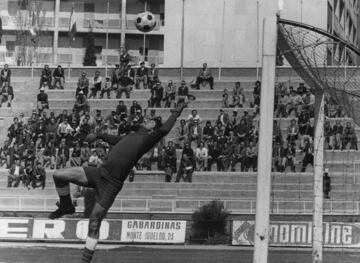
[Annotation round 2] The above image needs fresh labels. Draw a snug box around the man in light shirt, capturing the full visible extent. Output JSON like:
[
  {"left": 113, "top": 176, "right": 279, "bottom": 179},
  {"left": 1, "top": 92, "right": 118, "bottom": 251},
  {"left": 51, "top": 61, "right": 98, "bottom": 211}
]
[{"left": 195, "top": 142, "right": 208, "bottom": 171}]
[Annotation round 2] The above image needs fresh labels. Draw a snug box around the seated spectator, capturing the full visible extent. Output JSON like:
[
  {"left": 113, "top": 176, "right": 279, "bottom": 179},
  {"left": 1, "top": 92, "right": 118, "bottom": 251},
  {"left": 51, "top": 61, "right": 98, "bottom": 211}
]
[
  {"left": 332, "top": 120, "right": 344, "bottom": 150},
  {"left": 104, "top": 111, "right": 120, "bottom": 130},
  {"left": 247, "top": 125, "right": 259, "bottom": 145},
  {"left": 130, "top": 100, "right": 142, "bottom": 116},
  {"left": 283, "top": 142, "right": 296, "bottom": 172},
  {"left": 57, "top": 118, "right": 73, "bottom": 143},
  {"left": 117, "top": 118, "right": 130, "bottom": 136},
  {"left": 187, "top": 109, "right": 202, "bottom": 126},
  {"left": 37, "top": 87, "right": 49, "bottom": 113},
  {"left": 43, "top": 141, "right": 56, "bottom": 169},
  {"left": 30, "top": 160, "right": 46, "bottom": 189},
  {"left": 192, "top": 63, "right": 214, "bottom": 90},
  {"left": 89, "top": 70, "right": 102, "bottom": 99},
  {"left": 120, "top": 48, "right": 130, "bottom": 70},
  {"left": 131, "top": 109, "right": 144, "bottom": 125},
  {"left": 252, "top": 81, "right": 261, "bottom": 114},
  {"left": 7, "top": 159, "right": 25, "bottom": 187},
  {"left": 217, "top": 109, "right": 229, "bottom": 126},
  {"left": 207, "top": 140, "right": 222, "bottom": 171},
  {"left": 8, "top": 117, "right": 23, "bottom": 143},
  {"left": 195, "top": 142, "right": 208, "bottom": 171},
  {"left": 143, "top": 144, "right": 163, "bottom": 170},
  {"left": 220, "top": 142, "right": 232, "bottom": 171},
  {"left": 234, "top": 118, "right": 248, "bottom": 145},
  {"left": 118, "top": 64, "right": 135, "bottom": 99},
  {"left": 70, "top": 141, "right": 82, "bottom": 167},
  {"left": 175, "top": 119, "right": 189, "bottom": 148},
  {"left": 135, "top": 61, "right": 148, "bottom": 89},
  {"left": 229, "top": 91, "right": 245, "bottom": 108},
  {"left": 148, "top": 63, "right": 159, "bottom": 89},
  {"left": 342, "top": 122, "right": 358, "bottom": 150},
  {"left": 76, "top": 72, "right": 90, "bottom": 97},
  {"left": 40, "top": 64, "right": 52, "bottom": 89},
  {"left": 287, "top": 88, "right": 303, "bottom": 117},
  {"left": 301, "top": 138, "right": 314, "bottom": 172},
  {"left": 272, "top": 141, "right": 286, "bottom": 172},
  {"left": 80, "top": 141, "right": 91, "bottom": 166},
  {"left": 203, "top": 120, "right": 215, "bottom": 141},
  {"left": 175, "top": 143, "right": 195, "bottom": 182},
  {"left": 164, "top": 80, "right": 176, "bottom": 108},
  {"left": 298, "top": 106, "right": 311, "bottom": 136},
  {"left": 299, "top": 120, "right": 314, "bottom": 149},
  {"left": 177, "top": 80, "right": 190, "bottom": 105},
  {"left": 229, "top": 110, "right": 240, "bottom": 126},
  {"left": 233, "top": 81, "right": 243, "bottom": 96},
  {"left": 88, "top": 148, "right": 103, "bottom": 167},
  {"left": 100, "top": 76, "right": 112, "bottom": 99},
  {"left": 230, "top": 141, "right": 247, "bottom": 171},
  {"left": 189, "top": 119, "right": 202, "bottom": 148},
  {"left": 324, "top": 120, "right": 334, "bottom": 150},
  {"left": 52, "top": 65, "right": 65, "bottom": 89},
  {"left": 149, "top": 81, "right": 163, "bottom": 108},
  {"left": 0, "top": 81, "right": 14, "bottom": 107},
  {"left": 296, "top": 82, "right": 307, "bottom": 96},
  {"left": 73, "top": 91, "right": 89, "bottom": 113},
  {"left": 244, "top": 141, "right": 258, "bottom": 172},
  {"left": 163, "top": 141, "right": 177, "bottom": 182},
  {"left": 302, "top": 88, "right": 315, "bottom": 113},
  {"left": 222, "top": 89, "right": 229, "bottom": 108},
  {"left": 241, "top": 110, "right": 253, "bottom": 129},
  {"left": 57, "top": 138, "right": 69, "bottom": 169},
  {"left": 287, "top": 119, "right": 299, "bottom": 146},
  {"left": 1, "top": 64, "right": 11, "bottom": 86}
]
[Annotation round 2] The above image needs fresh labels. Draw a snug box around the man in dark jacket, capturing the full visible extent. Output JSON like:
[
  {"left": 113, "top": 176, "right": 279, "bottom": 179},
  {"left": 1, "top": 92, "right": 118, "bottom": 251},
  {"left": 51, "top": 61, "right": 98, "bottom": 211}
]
[
  {"left": 163, "top": 140, "right": 177, "bottom": 182},
  {"left": 1, "top": 64, "right": 11, "bottom": 86},
  {"left": 40, "top": 64, "right": 52, "bottom": 88},
  {"left": 135, "top": 61, "right": 148, "bottom": 89},
  {"left": 52, "top": 65, "right": 65, "bottom": 89},
  {"left": 149, "top": 81, "right": 163, "bottom": 108}
]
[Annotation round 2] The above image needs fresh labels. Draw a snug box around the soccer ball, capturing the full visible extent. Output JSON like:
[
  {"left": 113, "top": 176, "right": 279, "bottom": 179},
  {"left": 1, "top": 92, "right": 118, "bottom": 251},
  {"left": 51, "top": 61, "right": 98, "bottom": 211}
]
[{"left": 134, "top": 11, "right": 157, "bottom": 33}]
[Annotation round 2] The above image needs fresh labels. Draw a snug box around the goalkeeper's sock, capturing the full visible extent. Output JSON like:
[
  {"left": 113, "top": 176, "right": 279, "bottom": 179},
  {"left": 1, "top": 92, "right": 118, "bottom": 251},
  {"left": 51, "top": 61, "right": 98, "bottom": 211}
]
[{"left": 81, "top": 248, "right": 94, "bottom": 263}]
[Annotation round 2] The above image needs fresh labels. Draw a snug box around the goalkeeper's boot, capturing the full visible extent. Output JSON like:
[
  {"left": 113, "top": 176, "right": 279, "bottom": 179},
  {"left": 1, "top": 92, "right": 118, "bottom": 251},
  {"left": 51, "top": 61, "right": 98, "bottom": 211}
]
[{"left": 49, "top": 204, "right": 75, "bottom": 219}]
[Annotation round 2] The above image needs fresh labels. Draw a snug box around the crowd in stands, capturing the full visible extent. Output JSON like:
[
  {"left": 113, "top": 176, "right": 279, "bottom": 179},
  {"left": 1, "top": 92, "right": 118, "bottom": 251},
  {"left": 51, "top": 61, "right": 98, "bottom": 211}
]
[{"left": 0, "top": 58, "right": 359, "bottom": 188}]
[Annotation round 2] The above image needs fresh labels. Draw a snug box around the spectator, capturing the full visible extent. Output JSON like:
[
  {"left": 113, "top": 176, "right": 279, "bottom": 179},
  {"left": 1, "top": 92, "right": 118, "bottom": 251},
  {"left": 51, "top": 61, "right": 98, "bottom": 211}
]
[
  {"left": 287, "top": 88, "right": 303, "bottom": 117},
  {"left": 0, "top": 81, "right": 14, "bottom": 107},
  {"left": 119, "top": 48, "right": 130, "bottom": 70},
  {"left": 177, "top": 80, "right": 189, "bottom": 104},
  {"left": 301, "top": 138, "right": 314, "bottom": 172},
  {"left": 7, "top": 159, "right": 25, "bottom": 187},
  {"left": 148, "top": 63, "right": 159, "bottom": 88},
  {"left": 40, "top": 64, "right": 52, "bottom": 89},
  {"left": 241, "top": 110, "right": 253, "bottom": 129},
  {"left": 298, "top": 106, "right": 311, "bottom": 136},
  {"left": 175, "top": 143, "right": 195, "bottom": 182},
  {"left": 299, "top": 120, "right": 314, "bottom": 149},
  {"left": 229, "top": 90, "right": 245, "bottom": 108},
  {"left": 143, "top": 144, "right": 162, "bottom": 170},
  {"left": 233, "top": 81, "right": 243, "bottom": 96},
  {"left": 30, "top": 160, "right": 46, "bottom": 189},
  {"left": 276, "top": 91, "right": 289, "bottom": 117},
  {"left": 222, "top": 89, "right": 229, "bottom": 108},
  {"left": 70, "top": 141, "right": 82, "bottom": 167},
  {"left": 111, "top": 64, "right": 122, "bottom": 90},
  {"left": 175, "top": 119, "right": 189, "bottom": 149},
  {"left": 57, "top": 118, "right": 73, "bottom": 143},
  {"left": 117, "top": 117, "right": 130, "bottom": 136},
  {"left": 104, "top": 111, "right": 120, "bottom": 130},
  {"left": 220, "top": 142, "right": 232, "bottom": 171},
  {"left": 284, "top": 142, "right": 296, "bottom": 172},
  {"left": 89, "top": 71, "right": 102, "bottom": 99},
  {"left": 73, "top": 91, "right": 89, "bottom": 113},
  {"left": 163, "top": 141, "right": 177, "bottom": 182},
  {"left": 247, "top": 125, "right": 258, "bottom": 145},
  {"left": 324, "top": 120, "right": 334, "bottom": 150},
  {"left": 43, "top": 141, "right": 56, "bottom": 169},
  {"left": 187, "top": 109, "right": 202, "bottom": 126},
  {"left": 203, "top": 120, "right": 215, "bottom": 141},
  {"left": 1, "top": 64, "right": 11, "bottom": 86},
  {"left": 130, "top": 100, "right": 142, "bottom": 116},
  {"left": 195, "top": 141, "right": 208, "bottom": 171},
  {"left": 76, "top": 72, "right": 90, "bottom": 97},
  {"left": 302, "top": 88, "right": 315, "bottom": 113},
  {"left": 272, "top": 141, "right": 286, "bottom": 172},
  {"left": 323, "top": 168, "right": 331, "bottom": 199},
  {"left": 80, "top": 141, "right": 91, "bottom": 166},
  {"left": 207, "top": 140, "right": 222, "bottom": 171},
  {"left": 192, "top": 63, "right": 214, "bottom": 90},
  {"left": 234, "top": 118, "right": 248, "bottom": 145},
  {"left": 332, "top": 120, "right": 344, "bottom": 150},
  {"left": 252, "top": 80, "right": 261, "bottom": 114},
  {"left": 164, "top": 80, "right": 176, "bottom": 108},
  {"left": 135, "top": 61, "right": 148, "bottom": 89},
  {"left": 88, "top": 148, "right": 102, "bottom": 167},
  {"left": 287, "top": 119, "right": 299, "bottom": 146},
  {"left": 189, "top": 119, "right": 202, "bottom": 148},
  {"left": 230, "top": 141, "right": 247, "bottom": 172},
  {"left": 37, "top": 87, "right": 49, "bottom": 113},
  {"left": 342, "top": 122, "right": 358, "bottom": 150},
  {"left": 8, "top": 117, "right": 23, "bottom": 143},
  {"left": 297, "top": 82, "right": 307, "bottom": 96},
  {"left": 116, "top": 100, "right": 128, "bottom": 118},
  {"left": 57, "top": 138, "right": 69, "bottom": 169},
  {"left": 118, "top": 64, "right": 134, "bottom": 98},
  {"left": 244, "top": 141, "right": 257, "bottom": 172},
  {"left": 229, "top": 110, "right": 240, "bottom": 126},
  {"left": 217, "top": 109, "right": 229, "bottom": 126},
  {"left": 52, "top": 65, "right": 65, "bottom": 89},
  {"left": 149, "top": 81, "right": 164, "bottom": 108}
]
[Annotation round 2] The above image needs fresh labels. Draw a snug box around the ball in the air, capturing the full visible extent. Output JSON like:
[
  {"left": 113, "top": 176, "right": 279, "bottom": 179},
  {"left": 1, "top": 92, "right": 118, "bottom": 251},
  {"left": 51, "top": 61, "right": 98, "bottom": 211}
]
[{"left": 134, "top": 11, "right": 157, "bottom": 33}]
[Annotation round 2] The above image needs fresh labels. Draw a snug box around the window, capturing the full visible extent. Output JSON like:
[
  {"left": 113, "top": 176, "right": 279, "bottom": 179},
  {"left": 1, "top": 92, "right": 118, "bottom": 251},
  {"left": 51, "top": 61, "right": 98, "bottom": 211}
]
[
  {"left": 6, "top": 41, "right": 15, "bottom": 52},
  {"left": 84, "top": 3, "right": 95, "bottom": 13}
]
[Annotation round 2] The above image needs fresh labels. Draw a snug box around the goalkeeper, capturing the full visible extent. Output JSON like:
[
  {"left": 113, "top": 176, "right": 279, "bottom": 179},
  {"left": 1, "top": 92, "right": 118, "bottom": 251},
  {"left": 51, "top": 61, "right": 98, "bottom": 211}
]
[{"left": 48, "top": 102, "right": 187, "bottom": 263}]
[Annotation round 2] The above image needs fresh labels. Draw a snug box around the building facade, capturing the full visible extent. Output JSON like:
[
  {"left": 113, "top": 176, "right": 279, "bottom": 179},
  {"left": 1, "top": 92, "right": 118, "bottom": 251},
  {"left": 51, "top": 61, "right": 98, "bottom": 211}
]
[{"left": 0, "top": 0, "right": 358, "bottom": 67}]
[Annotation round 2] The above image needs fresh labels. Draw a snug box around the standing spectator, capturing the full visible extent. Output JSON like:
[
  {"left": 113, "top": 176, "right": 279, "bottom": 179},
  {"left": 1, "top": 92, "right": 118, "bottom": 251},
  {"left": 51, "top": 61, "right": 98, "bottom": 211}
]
[
  {"left": 0, "top": 81, "right": 14, "bottom": 107},
  {"left": 111, "top": 64, "right": 122, "bottom": 90},
  {"left": 195, "top": 142, "right": 208, "bottom": 171},
  {"left": 175, "top": 119, "right": 189, "bottom": 148},
  {"left": 40, "top": 64, "right": 52, "bottom": 89},
  {"left": 43, "top": 141, "right": 56, "bottom": 169},
  {"left": 46, "top": 117, "right": 58, "bottom": 144},
  {"left": 164, "top": 80, "right": 176, "bottom": 108},
  {"left": 1, "top": 64, "right": 11, "bottom": 86},
  {"left": 135, "top": 61, "right": 148, "bottom": 89},
  {"left": 100, "top": 76, "right": 112, "bottom": 99},
  {"left": 163, "top": 141, "right": 177, "bottom": 182},
  {"left": 118, "top": 64, "right": 134, "bottom": 99},
  {"left": 57, "top": 138, "right": 69, "bottom": 169},
  {"left": 323, "top": 168, "right": 331, "bottom": 199},
  {"left": 76, "top": 72, "right": 90, "bottom": 97},
  {"left": 119, "top": 48, "right": 130, "bottom": 70},
  {"left": 177, "top": 80, "right": 189, "bottom": 104},
  {"left": 342, "top": 122, "right": 358, "bottom": 150},
  {"left": 192, "top": 63, "right": 214, "bottom": 90},
  {"left": 241, "top": 110, "right": 253, "bottom": 129},
  {"left": 148, "top": 63, "right": 159, "bottom": 89},
  {"left": 301, "top": 138, "right": 314, "bottom": 172},
  {"left": 252, "top": 81, "right": 261, "bottom": 114},
  {"left": 89, "top": 71, "right": 102, "bottom": 99},
  {"left": 149, "top": 81, "right": 163, "bottom": 108},
  {"left": 52, "top": 65, "right": 65, "bottom": 89},
  {"left": 37, "top": 87, "right": 49, "bottom": 113},
  {"left": 332, "top": 120, "right": 344, "bottom": 150},
  {"left": 7, "top": 159, "right": 25, "bottom": 187},
  {"left": 222, "top": 89, "right": 229, "bottom": 108}
]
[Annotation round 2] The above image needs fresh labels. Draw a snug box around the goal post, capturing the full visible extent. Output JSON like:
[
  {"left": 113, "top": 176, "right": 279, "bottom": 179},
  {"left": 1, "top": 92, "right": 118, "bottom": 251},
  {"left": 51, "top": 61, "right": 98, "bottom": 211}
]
[{"left": 253, "top": 16, "right": 277, "bottom": 263}]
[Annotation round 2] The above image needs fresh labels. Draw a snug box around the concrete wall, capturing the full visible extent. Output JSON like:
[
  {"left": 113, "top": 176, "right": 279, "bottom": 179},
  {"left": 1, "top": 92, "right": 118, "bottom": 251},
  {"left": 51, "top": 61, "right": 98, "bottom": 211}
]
[{"left": 164, "top": 0, "right": 328, "bottom": 68}]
